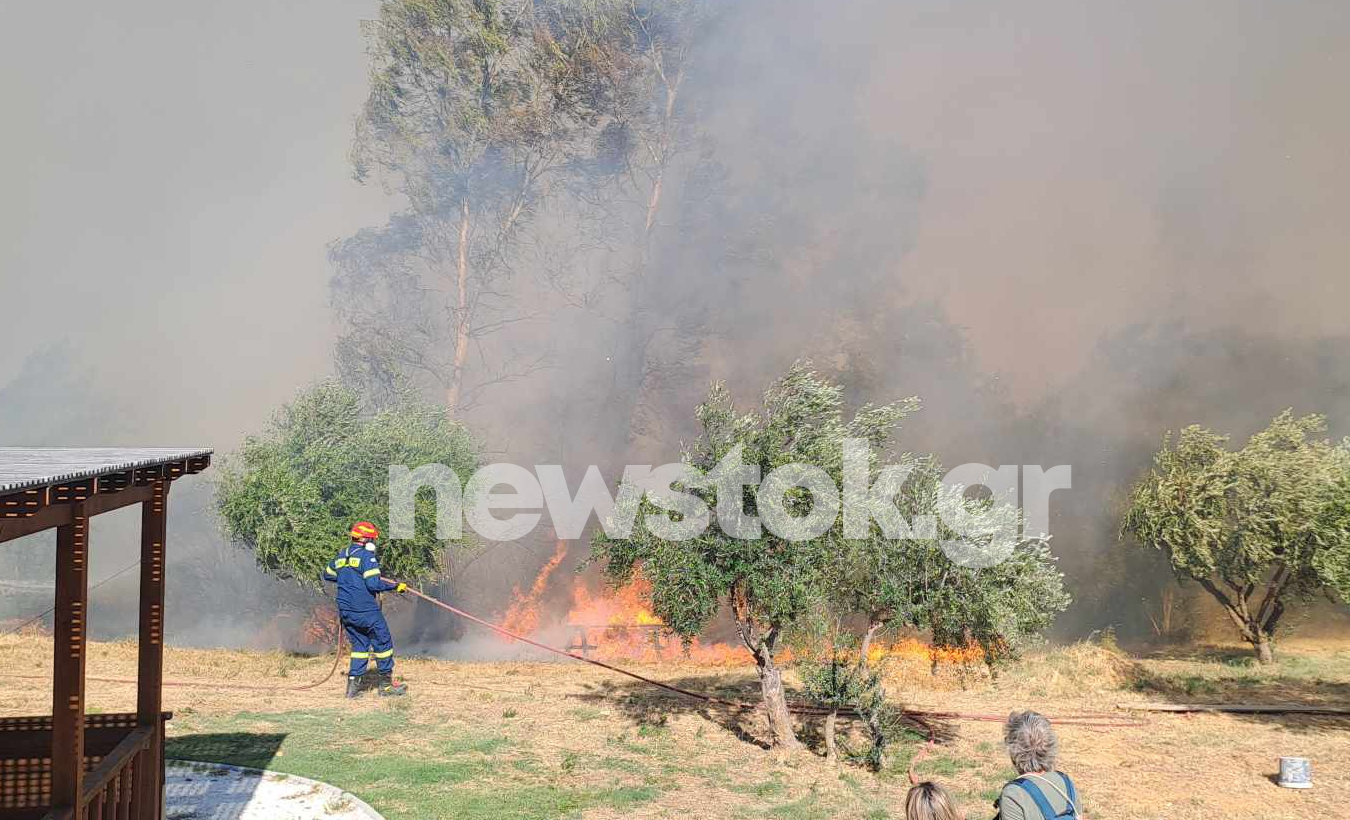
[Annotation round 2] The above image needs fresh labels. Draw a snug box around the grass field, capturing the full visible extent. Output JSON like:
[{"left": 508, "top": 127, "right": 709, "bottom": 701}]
[{"left": 2, "top": 633, "right": 1346, "bottom": 819}]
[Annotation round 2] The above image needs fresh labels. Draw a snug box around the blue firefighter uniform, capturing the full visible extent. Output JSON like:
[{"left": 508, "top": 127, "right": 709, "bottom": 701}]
[{"left": 323, "top": 541, "right": 400, "bottom": 681}]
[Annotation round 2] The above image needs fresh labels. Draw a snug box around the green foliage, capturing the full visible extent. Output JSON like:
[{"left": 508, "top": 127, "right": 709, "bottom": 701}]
[
  {"left": 593, "top": 362, "right": 918, "bottom": 656},
  {"left": 1122, "top": 410, "right": 1350, "bottom": 659},
  {"left": 796, "top": 636, "right": 895, "bottom": 770},
  {"left": 828, "top": 461, "right": 1070, "bottom": 666},
  {"left": 215, "top": 381, "right": 477, "bottom": 585},
  {"left": 356, "top": 0, "right": 625, "bottom": 192},
  {"left": 594, "top": 362, "right": 1070, "bottom": 748},
  {"left": 924, "top": 519, "right": 1070, "bottom": 663},
  {"left": 797, "top": 642, "right": 878, "bottom": 713},
  {"left": 592, "top": 362, "right": 919, "bottom": 747}
]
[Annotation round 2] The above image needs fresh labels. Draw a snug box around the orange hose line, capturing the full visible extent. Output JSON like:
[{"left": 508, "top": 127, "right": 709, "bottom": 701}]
[
  {"left": 9, "top": 585, "right": 1144, "bottom": 734},
  {"left": 404, "top": 588, "right": 1145, "bottom": 727},
  {"left": 13, "top": 618, "right": 346, "bottom": 693}
]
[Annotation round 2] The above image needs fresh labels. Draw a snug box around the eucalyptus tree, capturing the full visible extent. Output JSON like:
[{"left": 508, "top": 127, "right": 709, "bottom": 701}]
[
  {"left": 332, "top": 0, "right": 631, "bottom": 413},
  {"left": 1123, "top": 411, "right": 1350, "bottom": 663},
  {"left": 556, "top": 0, "right": 721, "bottom": 454}
]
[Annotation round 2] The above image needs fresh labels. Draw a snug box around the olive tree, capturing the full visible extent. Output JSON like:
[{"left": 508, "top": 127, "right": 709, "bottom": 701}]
[
  {"left": 1123, "top": 411, "right": 1350, "bottom": 663},
  {"left": 215, "top": 381, "right": 478, "bottom": 584},
  {"left": 592, "top": 362, "right": 916, "bottom": 749},
  {"left": 818, "top": 459, "right": 1069, "bottom": 767}
]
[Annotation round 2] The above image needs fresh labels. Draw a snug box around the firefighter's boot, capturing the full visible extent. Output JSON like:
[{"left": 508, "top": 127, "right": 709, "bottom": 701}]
[
  {"left": 377, "top": 671, "right": 408, "bottom": 697},
  {"left": 345, "top": 675, "right": 365, "bottom": 699}
]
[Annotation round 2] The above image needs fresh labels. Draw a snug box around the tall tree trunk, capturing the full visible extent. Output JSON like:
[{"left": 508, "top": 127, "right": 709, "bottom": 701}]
[
  {"left": 752, "top": 642, "right": 803, "bottom": 751},
  {"left": 642, "top": 167, "right": 664, "bottom": 252},
  {"left": 603, "top": 167, "right": 665, "bottom": 461},
  {"left": 603, "top": 63, "right": 685, "bottom": 463},
  {"left": 446, "top": 199, "right": 472, "bottom": 414}
]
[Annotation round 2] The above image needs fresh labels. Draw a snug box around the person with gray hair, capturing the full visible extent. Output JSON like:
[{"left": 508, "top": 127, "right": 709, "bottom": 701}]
[{"left": 995, "top": 711, "right": 1080, "bottom": 819}]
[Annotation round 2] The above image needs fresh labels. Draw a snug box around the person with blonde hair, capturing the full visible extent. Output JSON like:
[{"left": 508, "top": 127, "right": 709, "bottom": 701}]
[
  {"left": 905, "top": 781, "right": 960, "bottom": 820},
  {"left": 996, "top": 710, "right": 1079, "bottom": 819}
]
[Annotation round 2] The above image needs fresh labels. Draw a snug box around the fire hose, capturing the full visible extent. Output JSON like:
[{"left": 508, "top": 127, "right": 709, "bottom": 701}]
[
  {"left": 8, "top": 582, "right": 1142, "bottom": 727},
  {"left": 9, "top": 616, "right": 348, "bottom": 693},
  {"left": 403, "top": 585, "right": 1137, "bottom": 801},
  {"left": 402, "top": 588, "right": 1144, "bottom": 727}
]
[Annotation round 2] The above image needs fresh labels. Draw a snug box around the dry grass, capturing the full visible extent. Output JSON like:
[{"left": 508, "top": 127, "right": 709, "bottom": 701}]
[{"left": 2, "top": 632, "right": 1347, "bottom": 820}]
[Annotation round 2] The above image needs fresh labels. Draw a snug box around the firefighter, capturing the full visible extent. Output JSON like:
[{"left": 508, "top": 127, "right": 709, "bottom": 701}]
[{"left": 323, "top": 521, "right": 409, "bottom": 698}]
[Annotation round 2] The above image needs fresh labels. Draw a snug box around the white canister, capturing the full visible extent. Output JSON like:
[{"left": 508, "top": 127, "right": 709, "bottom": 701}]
[{"left": 1277, "top": 757, "right": 1312, "bottom": 789}]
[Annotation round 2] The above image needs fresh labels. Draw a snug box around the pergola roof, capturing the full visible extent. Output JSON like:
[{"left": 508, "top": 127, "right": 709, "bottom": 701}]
[
  {"left": 0, "top": 448, "right": 212, "bottom": 544},
  {"left": 0, "top": 448, "right": 213, "bottom": 495}
]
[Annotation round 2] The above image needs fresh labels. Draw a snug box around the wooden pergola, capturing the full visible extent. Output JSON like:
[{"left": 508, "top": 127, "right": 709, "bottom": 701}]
[{"left": 0, "top": 448, "right": 211, "bottom": 820}]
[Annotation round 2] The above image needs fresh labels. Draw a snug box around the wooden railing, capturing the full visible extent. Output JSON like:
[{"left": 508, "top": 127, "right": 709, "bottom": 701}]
[
  {"left": 78, "top": 725, "right": 153, "bottom": 820},
  {"left": 0, "top": 712, "right": 169, "bottom": 820}
]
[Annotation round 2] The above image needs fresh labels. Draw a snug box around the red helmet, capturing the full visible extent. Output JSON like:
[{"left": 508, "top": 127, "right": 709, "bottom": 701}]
[{"left": 350, "top": 521, "right": 380, "bottom": 541}]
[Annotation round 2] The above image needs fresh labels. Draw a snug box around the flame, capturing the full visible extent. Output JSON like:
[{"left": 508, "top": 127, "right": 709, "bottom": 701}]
[
  {"left": 567, "top": 574, "right": 665, "bottom": 628},
  {"left": 499, "top": 539, "right": 568, "bottom": 637},
  {"left": 301, "top": 602, "right": 339, "bottom": 646},
  {"left": 499, "top": 543, "right": 984, "bottom": 667},
  {"left": 865, "top": 636, "right": 985, "bottom": 666}
]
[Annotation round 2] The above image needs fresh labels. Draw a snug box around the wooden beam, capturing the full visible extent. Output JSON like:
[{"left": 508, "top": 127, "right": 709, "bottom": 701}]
[
  {"left": 0, "top": 504, "right": 73, "bottom": 543},
  {"left": 51, "top": 502, "right": 90, "bottom": 817},
  {"left": 0, "top": 486, "right": 48, "bottom": 518},
  {"left": 136, "top": 480, "right": 169, "bottom": 820},
  {"left": 0, "top": 485, "right": 156, "bottom": 544},
  {"left": 86, "top": 484, "right": 155, "bottom": 517}
]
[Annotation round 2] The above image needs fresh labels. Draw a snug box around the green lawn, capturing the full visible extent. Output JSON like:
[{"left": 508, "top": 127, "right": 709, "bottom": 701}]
[
  {"left": 164, "top": 702, "right": 912, "bottom": 820},
  {"left": 166, "top": 706, "right": 663, "bottom": 820}
]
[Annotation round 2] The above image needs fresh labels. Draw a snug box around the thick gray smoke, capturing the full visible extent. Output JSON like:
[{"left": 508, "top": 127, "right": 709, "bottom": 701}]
[{"left": 3, "top": 0, "right": 1347, "bottom": 646}]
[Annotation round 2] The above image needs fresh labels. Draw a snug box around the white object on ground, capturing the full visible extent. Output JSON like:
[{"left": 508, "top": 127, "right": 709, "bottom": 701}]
[
  {"left": 1277, "top": 756, "right": 1312, "bottom": 789},
  {"left": 165, "top": 760, "right": 384, "bottom": 820}
]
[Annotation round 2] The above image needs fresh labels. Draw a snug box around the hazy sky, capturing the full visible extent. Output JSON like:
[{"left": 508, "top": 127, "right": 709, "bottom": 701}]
[
  {"left": 3, "top": 0, "right": 1347, "bottom": 440},
  {"left": 854, "top": 0, "right": 1350, "bottom": 398},
  {"left": 0, "top": 1, "right": 387, "bottom": 443}
]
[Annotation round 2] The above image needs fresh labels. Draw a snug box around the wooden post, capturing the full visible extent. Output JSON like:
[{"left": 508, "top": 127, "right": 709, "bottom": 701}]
[
  {"left": 136, "top": 479, "right": 168, "bottom": 820},
  {"left": 52, "top": 502, "right": 90, "bottom": 818},
  {"left": 566, "top": 628, "right": 597, "bottom": 658}
]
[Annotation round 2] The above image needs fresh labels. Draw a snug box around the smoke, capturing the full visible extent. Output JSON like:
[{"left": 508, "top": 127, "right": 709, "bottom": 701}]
[{"left": 3, "top": 0, "right": 1348, "bottom": 647}]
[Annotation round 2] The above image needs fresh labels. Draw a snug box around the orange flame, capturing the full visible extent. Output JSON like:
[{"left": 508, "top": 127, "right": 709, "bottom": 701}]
[
  {"left": 500, "top": 544, "right": 983, "bottom": 667},
  {"left": 865, "top": 636, "right": 985, "bottom": 666},
  {"left": 301, "top": 602, "right": 339, "bottom": 646},
  {"left": 499, "top": 539, "right": 568, "bottom": 637}
]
